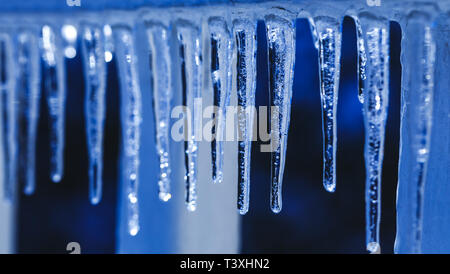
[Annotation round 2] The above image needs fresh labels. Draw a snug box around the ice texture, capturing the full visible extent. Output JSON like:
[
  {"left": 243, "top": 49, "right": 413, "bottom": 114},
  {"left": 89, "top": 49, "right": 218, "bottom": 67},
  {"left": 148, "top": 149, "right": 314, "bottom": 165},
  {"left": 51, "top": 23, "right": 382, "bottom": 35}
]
[
  {"left": 266, "top": 14, "right": 295, "bottom": 214},
  {"left": 113, "top": 26, "right": 142, "bottom": 236},
  {"left": 146, "top": 22, "right": 173, "bottom": 202},
  {"left": 81, "top": 24, "right": 107, "bottom": 205}
]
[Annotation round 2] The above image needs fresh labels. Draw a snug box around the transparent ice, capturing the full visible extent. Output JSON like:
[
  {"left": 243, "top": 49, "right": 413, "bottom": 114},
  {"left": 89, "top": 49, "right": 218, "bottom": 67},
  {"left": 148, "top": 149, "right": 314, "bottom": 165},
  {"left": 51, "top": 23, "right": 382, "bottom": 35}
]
[
  {"left": 358, "top": 13, "right": 390, "bottom": 254},
  {"left": 0, "top": 33, "right": 17, "bottom": 201},
  {"left": 266, "top": 14, "right": 295, "bottom": 214},
  {"left": 312, "top": 16, "right": 341, "bottom": 193},
  {"left": 16, "top": 31, "right": 41, "bottom": 195},
  {"left": 176, "top": 20, "right": 202, "bottom": 212},
  {"left": 234, "top": 19, "right": 257, "bottom": 215},
  {"left": 401, "top": 12, "right": 436, "bottom": 254},
  {"left": 146, "top": 22, "right": 173, "bottom": 202},
  {"left": 113, "top": 26, "right": 142, "bottom": 236},
  {"left": 208, "top": 17, "right": 233, "bottom": 185},
  {"left": 0, "top": 1, "right": 446, "bottom": 252},
  {"left": 41, "top": 25, "right": 67, "bottom": 183},
  {"left": 354, "top": 17, "right": 367, "bottom": 104},
  {"left": 81, "top": 24, "right": 107, "bottom": 205}
]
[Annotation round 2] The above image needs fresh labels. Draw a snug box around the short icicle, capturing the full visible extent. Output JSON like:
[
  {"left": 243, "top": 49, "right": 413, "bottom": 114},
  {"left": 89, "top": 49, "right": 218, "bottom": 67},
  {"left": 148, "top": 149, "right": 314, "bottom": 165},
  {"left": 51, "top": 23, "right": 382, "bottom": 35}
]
[
  {"left": 0, "top": 33, "right": 18, "bottom": 201},
  {"left": 145, "top": 22, "right": 173, "bottom": 202},
  {"left": 41, "top": 25, "right": 67, "bottom": 183},
  {"left": 266, "top": 15, "right": 295, "bottom": 214},
  {"left": 359, "top": 13, "right": 390, "bottom": 254},
  {"left": 81, "top": 24, "right": 107, "bottom": 205},
  {"left": 176, "top": 20, "right": 202, "bottom": 212},
  {"left": 113, "top": 26, "right": 142, "bottom": 236},
  {"left": 312, "top": 16, "right": 342, "bottom": 193},
  {"left": 208, "top": 17, "right": 233, "bottom": 184},
  {"left": 233, "top": 19, "right": 257, "bottom": 215},
  {"left": 16, "top": 30, "right": 41, "bottom": 195}
]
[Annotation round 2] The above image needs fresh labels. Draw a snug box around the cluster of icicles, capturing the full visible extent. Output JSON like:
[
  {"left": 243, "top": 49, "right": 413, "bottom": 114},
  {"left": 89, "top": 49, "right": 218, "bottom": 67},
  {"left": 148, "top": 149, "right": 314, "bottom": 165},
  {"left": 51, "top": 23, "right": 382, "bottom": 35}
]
[{"left": 0, "top": 7, "right": 435, "bottom": 253}]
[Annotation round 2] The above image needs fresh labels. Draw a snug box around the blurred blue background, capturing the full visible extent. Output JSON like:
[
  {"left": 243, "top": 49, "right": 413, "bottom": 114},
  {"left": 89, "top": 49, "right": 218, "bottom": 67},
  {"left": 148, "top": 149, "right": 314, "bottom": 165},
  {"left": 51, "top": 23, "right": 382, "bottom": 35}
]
[{"left": 16, "top": 17, "right": 402, "bottom": 254}]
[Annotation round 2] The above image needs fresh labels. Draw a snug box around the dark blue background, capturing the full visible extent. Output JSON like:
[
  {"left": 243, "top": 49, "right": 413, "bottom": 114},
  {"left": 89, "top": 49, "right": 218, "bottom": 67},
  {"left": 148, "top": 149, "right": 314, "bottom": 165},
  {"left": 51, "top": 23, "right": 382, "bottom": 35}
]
[{"left": 17, "top": 17, "right": 402, "bottom": 253}]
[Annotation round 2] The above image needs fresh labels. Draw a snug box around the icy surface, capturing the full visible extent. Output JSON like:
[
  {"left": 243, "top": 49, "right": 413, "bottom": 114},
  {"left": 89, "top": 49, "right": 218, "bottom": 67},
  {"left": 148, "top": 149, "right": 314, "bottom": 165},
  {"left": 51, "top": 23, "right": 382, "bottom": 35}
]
[
  {"left": 266, "top": 14, "right": 295, "bottom": 214},
  {"left": 176, "top": 20, "right": 202, "bottom": 212},
  {"left": 146, "top": 22, "right": 173, "bottom": 202},
  {"left": 81, "top": 24, "right": 107, "bottom": 205},
  {"left": 114, "top": 26, "right": 142, "bottom": 236},
  {"left": 208, "top": 17, "right": 233, "bottom": 185},
  {"left": 234, "top": 19, "right": 257, "bottom": 215}
]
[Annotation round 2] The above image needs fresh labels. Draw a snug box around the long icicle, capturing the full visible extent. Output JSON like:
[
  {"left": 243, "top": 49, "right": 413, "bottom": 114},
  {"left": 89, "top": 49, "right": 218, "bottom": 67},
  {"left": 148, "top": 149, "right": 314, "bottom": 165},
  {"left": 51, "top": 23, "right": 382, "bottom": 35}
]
[
  {"left": 81, "top": 24, "right": 107, "bottom": 205},
  {"left": 113, "top": 26, "right": 142, "bottom": 236},
  {"left": 313, "top": 16, "right": 341, "bottom": 193},
  {"left": 266, "top": 15, "right": 295, "bottom": 214},
  {"left": 145, "top": 22, "right": 173, "bottom": 202},
  {"left": 402, "top": 12, "right": 436, "bottom": 254},
  {"left": 359, "top": 14, "right": 390, "bottom": 254},
  {"left": 41, "top": 25, "right": 66, "bottom": 183},
  {"left": 176, "top": 20, "right": 202, "bottom": 212},
  {"left": 16, "top": 31, "right": 41, "bottom": 195},
  {"left": 0, "top": 33, "right": 18, "bottom": 201},
  {"left": 234, "top": 19, "right": 257, "bottom": 215},
  {"left": 208, "top": 17, "right": 233, "bottom": 184}
]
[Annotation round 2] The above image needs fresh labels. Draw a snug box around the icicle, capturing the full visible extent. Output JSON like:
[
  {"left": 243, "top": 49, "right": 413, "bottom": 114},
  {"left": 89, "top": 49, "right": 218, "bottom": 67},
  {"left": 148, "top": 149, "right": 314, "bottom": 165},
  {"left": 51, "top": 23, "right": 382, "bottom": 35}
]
[
  {"left": 312, "top": 16, "right": 341, "bottom": 193},
  {"left": 41, "top": 25, "right": 66, "bottom": 183},
  {"left": 176, "top": 20, "right": 202, "bottom": 212},
  {"left": 16, "top": 31, "right": 41, "bottom": 195},
  {"left": 208, "top": 17, "right": 233, "bottom": 184},
  {"left": 145, "top": 22, "right": 172, "bottom": 202},
  {"left": 113, "top": 26, "right": 142, "bottom": 236},
  {"left": 0, "top": 33, "right": 18, "bottom": 201},
  {"left": 401, "top": 12, "right": 436, "bottom": 254},
  {"left": 359, "top": 14, "right": 390, "bottom": 254},
  {"left": 354, "top": 17, "right": 367, "bottom": 104},
  {"left": 81, "top": 24, "right": 107, "bottom": 205},
  {"left": 233, "top": 19, "right": 257, "bottom": 215},
  {"left": 266, "top": 15, "right": 295, "bottom": 214}
]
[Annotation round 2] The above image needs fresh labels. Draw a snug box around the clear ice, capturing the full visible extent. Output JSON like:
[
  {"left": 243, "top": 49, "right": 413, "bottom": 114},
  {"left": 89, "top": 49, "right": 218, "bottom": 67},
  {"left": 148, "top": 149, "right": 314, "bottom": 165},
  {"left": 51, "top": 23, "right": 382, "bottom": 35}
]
[
  {"left": 359, "top": 14, "right": 390, "bottom": 254},
  {"left": 208, "top": 17, "right": 233, "bottom": 185},
  {"left": 16, "top": 31, "right": 41, "bottom": 195},
  {"left": 234, "top": 19, "right": 257, "bottom": 215},
  {"left": 354, "top": 17, "right": 367, "bottom": 104},
  {"left": 146, "top": 22, "right": 173, "bottom": 202},
  {"left": 113, "top": 26, "right": 142, "bottom": 236},
  {"left": 0, "top": 1, "right": 446, "bottom": 254},
  {"left": 401, "top": 12, "right": 436, "bottom": 254},
  {"left": 176, "top": 20, "right": 202, "bottom": 212},
  {"left": 41, "top": 25, "right": 67, "bottom": 183},
  {"left": 0, "top": 33, "right": 18, "bottom": 201},
  {"left": 312, "top": 16, "right": 341, "bottom": 193},
  {"left": 81, "top": 24, "right": 107, "bottom": 205},
  {"left": 266, "top": 15, "right": 295, "bottom": 214}
]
